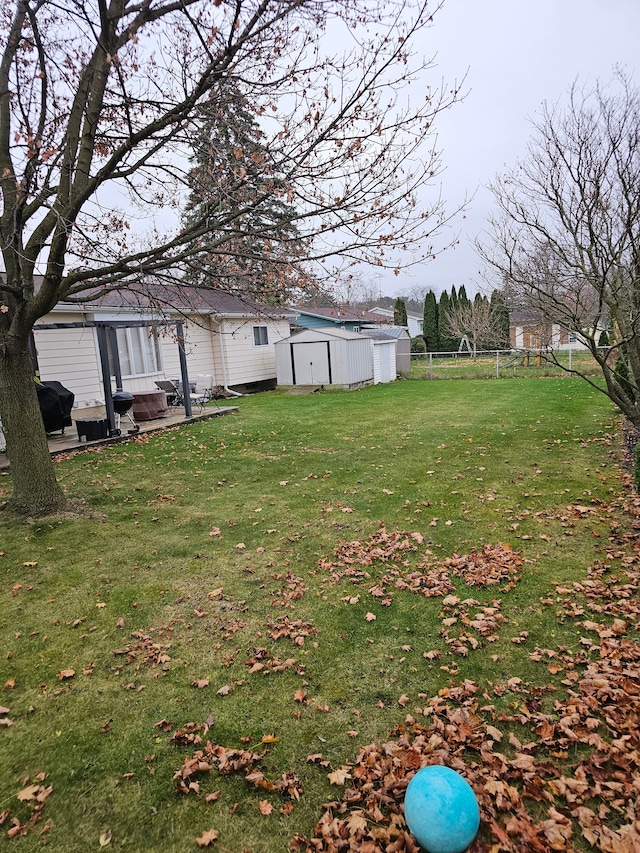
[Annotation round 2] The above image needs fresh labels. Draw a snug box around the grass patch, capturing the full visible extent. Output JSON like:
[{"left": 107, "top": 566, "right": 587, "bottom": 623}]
[
  {"left": 0, "top": 378, "right": 635, "bottom": 851},
  {"left": 409, "top": 348, "right": 602, "bottom": 380}
]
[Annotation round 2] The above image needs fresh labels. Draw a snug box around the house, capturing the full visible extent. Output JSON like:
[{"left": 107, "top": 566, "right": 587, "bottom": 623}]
[
  {"left": 369, "top": 306, "right": 424, "bottom": 339},
  {"left": 31, "top": 288, "right": 296, "bottom": 418},
  {"left": 293, "top": 305, "right": 388, "bottom": 333},
  {"left": 274, "top": 328, "right": 374, "bottom": 389},
  {"left": 509, "top": 309, "right": 588, "bottom": 351}
]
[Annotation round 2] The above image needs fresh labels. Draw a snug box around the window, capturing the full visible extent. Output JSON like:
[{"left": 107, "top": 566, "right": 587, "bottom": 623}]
[
  {"left": 114, "top": 326, "right": 162, "bottom": 377},
  {"left": 253, "top": 325, "right": 269, "bottom": 347}
]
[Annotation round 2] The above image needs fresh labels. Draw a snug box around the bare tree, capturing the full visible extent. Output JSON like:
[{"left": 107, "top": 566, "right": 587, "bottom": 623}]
[
  {"left": 0, "top": 0, "right": 463, "bottom": 515},
  {"left": 444, "top": 292, "right": 505, "bottom": 356},
  {"left": 480, "top": 71, "right": 640, "bottom": 429}
]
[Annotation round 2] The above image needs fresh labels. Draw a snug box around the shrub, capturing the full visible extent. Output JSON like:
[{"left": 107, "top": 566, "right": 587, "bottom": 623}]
[{"left": 411, "top": 335, "right": 426, "bottom": 353}]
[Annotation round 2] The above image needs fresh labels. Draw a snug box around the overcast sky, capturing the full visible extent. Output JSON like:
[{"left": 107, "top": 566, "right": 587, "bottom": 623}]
[{"left": 384, "top": 0, "right": 640, "bottom": 300}]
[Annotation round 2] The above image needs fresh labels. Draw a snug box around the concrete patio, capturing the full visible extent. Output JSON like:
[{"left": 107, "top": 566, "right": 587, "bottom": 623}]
[{"left": 0, "top": 404, "right": 239, "bottom": 471}]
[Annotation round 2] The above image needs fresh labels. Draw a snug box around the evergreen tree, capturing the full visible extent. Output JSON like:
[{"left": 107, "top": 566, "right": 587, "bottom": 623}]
[
  {"left": 394, "top": 297, "right": 408, "bottom": 326},
  {"left": 184, "top": 84, "right": 307, "bottom": 302},
  {"left": 449, "top": 285, "right": 459, "bottom": 315},
  {"left": 490, "top": 290, "right": 511, "bottom": 347},
  {"left": 439, "top": 288, "right": 457, "bottom": 351},
  {"left": 422, "top": 290, "right": 439, "bottom": 351},
  {"left": 458, "top": 285, "right": 471, "bottom": 310}
]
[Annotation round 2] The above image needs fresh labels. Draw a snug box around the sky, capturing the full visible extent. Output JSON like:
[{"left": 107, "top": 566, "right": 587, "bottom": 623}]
[{"left": 384, "top": 0, "right": 640, "bottom": 300}]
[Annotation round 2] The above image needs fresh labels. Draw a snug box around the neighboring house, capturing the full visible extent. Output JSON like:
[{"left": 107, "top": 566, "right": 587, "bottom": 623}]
[
  {"left": 31, "top": 287, "right": 296, "bottom": 416},
  {"left": 293, "top": 305, "right": 388, "bottom": 332},
  {"left": 274, "top": 328, "right": 374, "bottom": 389},
  {"left": 509, "top": 310, "right": 588, "bottom": 351},
  {"left": 369, "top": 306, "right": 423, "bottom": 339}
]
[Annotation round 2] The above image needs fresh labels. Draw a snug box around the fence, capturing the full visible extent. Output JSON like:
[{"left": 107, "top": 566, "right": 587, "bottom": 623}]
[{"left": 410, "top": 348, "right": 600, "bottom": 381}]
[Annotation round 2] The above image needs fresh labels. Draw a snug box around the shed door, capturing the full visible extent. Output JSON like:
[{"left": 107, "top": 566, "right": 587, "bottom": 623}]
[
  {"left": 378, "top": 344, "right": 393, "bottom": 383},
  {"left": 292, "top": 342, "right": 331, "bottom": 385}
]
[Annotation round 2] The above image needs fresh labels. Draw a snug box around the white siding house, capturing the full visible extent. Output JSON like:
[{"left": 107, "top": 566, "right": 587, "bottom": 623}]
[
  {"left": 370, "top": 306, "right": 423, "bottom": 339},
  {"left": 31, "top": 291, "right": 295, "bottom": 415}
]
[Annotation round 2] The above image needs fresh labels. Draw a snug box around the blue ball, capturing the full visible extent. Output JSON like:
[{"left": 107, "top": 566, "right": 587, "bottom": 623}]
[{"left": 404, "top": 765, "right": 480, "bottom": 853}]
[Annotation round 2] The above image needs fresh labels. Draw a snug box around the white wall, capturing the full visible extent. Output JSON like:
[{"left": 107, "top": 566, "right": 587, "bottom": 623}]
[
  {"left": 33, "top": 321, "right": 102, "bottom": 409},
  {"left": 220, "top": 318, "right": 290, "bottom": 386}
]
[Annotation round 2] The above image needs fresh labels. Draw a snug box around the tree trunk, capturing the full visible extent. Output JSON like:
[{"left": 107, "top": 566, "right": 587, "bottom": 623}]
[{"left": 0, "top": 346, "right": 67, "bottom": 515}]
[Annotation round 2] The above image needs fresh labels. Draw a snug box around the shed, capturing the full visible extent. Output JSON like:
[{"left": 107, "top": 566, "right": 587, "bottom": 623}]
[
  {"left": 363, "top": 325, "right": 411, "bottom": 376},
  {"left": 275, "top": 328, "right": 373, "bottom": 389},
  {"left": 360, "top": 329, "right": 397, "bottom": 383}
]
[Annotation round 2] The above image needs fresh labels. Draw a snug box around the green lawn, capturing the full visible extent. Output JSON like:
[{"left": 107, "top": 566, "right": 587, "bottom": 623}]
[
  {"left": 409, "top": 349, "right": 602, "bottom": 380},
  {"left": 0, "top": 378, "right": 636, "bottom": 852}
]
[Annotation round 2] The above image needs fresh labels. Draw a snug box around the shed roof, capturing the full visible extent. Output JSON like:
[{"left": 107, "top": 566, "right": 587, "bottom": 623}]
[
  {"left": 362, "top": 324, "right": 410, "bottom": 340},
  {"left": 278, "top": 327, "right": 367, "bottom": 344},
  {"left": 359, "top": 329, "right": 396, "bottom": 342}
]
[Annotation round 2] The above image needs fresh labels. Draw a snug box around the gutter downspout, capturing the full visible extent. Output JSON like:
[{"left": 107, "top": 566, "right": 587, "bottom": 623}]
[{"left": 215, "top": 318, "right": 243, "bottom": 397}]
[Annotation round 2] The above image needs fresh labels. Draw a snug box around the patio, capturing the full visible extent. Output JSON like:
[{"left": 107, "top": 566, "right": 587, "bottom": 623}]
[{"left": 0, "top": 404, "right": 238, "bottom": 471}]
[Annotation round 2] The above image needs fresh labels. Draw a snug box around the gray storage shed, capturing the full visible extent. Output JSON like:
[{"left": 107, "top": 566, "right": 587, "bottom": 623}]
[
  {"left": 275, "top": 327, "right": 374, "bottom": 389},
  {"left": 363, "top": 324, "right": 411, "bottom": 375}
]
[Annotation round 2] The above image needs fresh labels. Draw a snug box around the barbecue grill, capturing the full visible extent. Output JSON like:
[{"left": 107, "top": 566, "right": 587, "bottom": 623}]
[{"left": 112, "top": 390, "right": 139, "bottom": 436}]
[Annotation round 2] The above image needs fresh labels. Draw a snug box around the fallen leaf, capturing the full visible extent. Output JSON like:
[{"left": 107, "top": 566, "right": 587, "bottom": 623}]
[
  {"left": 328, "top": 766, "right": 352, "bottom": 786},
  {"left": 195, "top": 828, "right": 219, "bottom": 847},
  {"left": 99, "top": 830, "right": 112, "bottom": 847},
  {"left": 57, "top": 669, "right": 75, "bottom": 680},
  {"left": 259, "top": 800, "right": 274, "bottom": 815},
  {"left": 365, "top": 612, "right": 376, "bottom": 622}
]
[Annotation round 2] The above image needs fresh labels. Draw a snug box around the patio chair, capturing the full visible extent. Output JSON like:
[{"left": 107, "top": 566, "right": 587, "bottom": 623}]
[
  {"left": 156, "top": 377, "right": 217, "bottom": 413},
  {"left": 155, "top": 379, "right": 181, "bottom": 408}
]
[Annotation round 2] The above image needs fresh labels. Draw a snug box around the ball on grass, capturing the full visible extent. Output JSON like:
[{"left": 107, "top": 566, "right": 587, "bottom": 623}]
[{"left": 404, "top": 765, "right": 480, "bottom": 853}]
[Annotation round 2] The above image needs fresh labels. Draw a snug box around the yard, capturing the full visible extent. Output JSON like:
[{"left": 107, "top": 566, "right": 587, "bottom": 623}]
[
  {"left": 409, "top": 349, "right": 603, "bottom": 381},
  {"left": 1, "top": 377, "right": 638, "bottom": 852}
]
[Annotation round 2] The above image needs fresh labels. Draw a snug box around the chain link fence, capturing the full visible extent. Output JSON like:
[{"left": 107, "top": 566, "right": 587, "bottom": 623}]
[{"left": 410, "top": 348, "right": 601, "bottom": 380}]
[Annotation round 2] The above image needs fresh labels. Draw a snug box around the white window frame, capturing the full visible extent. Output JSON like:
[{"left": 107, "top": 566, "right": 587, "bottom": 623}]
[
  {"left": 253, "top": 325, "right": 269, "bottom": 347},
  {"left": 115, "top": 326, "right": 163, "bottom": 378}
]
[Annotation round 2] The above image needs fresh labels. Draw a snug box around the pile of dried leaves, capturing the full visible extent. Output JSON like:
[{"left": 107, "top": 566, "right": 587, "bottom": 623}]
[
  {"left": 293, "top": 618, "right": 640, "bottom": 852},
  {"left": 0, "top": 774, "right": 52, "bottom": 841},
  {"left": 291, "top": 498, "right": 640, "bottom": 851},
  {"left": 320, "top": 526, "right": 523, "bottom": 604}
]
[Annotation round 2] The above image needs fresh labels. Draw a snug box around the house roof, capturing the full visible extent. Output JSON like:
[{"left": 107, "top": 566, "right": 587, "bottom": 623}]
[
  {"left": 294, "top": 305, "right": 386, "bottom": 325},
  {"left": 2, "top": 273, "right": 296, "bottom": 320},
  {"left": 72, "top": 285, "right": 296, "bottom": 320},
  {"left": 370, "top": 306, "right": 422, "bottom": 321}
]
